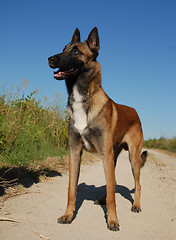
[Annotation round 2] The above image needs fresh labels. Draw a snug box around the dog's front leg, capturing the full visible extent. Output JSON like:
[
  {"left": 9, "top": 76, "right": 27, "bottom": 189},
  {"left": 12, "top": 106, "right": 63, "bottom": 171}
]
[
  {"left": 58, "top": 147, "right": 82, "bottom": 224},
  {"left": 103, "top": 149, "right": 120, "bottom": 231}
]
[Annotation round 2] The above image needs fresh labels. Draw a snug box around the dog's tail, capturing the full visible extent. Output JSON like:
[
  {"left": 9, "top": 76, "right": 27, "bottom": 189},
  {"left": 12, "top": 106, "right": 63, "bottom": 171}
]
[{"left": 140, "top": 151, "right": 148, "bottom": 167}]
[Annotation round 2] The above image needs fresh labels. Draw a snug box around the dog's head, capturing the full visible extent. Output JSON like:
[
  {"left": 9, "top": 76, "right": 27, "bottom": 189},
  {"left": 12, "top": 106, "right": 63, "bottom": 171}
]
[{"left": 48, "top": 27, "right": 100, "bottom": 80}]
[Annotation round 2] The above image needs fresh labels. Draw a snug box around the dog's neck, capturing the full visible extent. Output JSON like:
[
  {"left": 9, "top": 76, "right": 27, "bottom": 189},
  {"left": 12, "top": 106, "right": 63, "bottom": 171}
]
[
  {"left": 66, "top": 61, "right": 108, "bottom": 135},
  {"left": 66, "top": 61, "right": 102, "bottom": 106}
]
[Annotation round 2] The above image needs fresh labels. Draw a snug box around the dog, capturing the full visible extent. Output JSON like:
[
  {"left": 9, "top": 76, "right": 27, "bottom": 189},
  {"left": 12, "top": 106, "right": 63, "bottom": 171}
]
[{"left": 48, "top": 27, "right": 147, "bottom": 231}]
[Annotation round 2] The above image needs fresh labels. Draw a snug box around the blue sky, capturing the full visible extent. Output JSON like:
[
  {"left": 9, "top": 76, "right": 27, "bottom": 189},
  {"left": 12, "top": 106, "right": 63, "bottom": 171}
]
[{"left": 0, "top": 0, "right": 175, "bottom": 140}]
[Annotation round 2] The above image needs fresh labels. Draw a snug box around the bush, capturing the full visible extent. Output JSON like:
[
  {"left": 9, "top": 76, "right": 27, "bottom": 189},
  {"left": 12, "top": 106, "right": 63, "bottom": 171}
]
[
  {"left": 144, "top": 137, "right": 176, "bottom": 153},
  {"left": 0, "top": 85, "right": 69, "bottom": 167}
]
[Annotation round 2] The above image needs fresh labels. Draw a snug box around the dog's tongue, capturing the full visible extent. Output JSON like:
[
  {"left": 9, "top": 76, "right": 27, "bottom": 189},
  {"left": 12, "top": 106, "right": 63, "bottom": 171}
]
[{"left": 54, "top": 71, "right": 66, "bottom": 79}]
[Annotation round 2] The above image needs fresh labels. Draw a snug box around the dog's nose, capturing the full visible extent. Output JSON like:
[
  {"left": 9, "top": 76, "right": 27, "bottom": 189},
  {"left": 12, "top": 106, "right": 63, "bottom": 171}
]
[{"left": 48, "top": 56, "right": 56, "bottom": 64}]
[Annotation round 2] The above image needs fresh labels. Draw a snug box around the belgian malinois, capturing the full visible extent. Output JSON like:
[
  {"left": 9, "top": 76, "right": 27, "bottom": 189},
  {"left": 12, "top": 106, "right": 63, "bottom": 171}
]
[{"left": 48, "top": 27, "right": 147, "bottom": 231}]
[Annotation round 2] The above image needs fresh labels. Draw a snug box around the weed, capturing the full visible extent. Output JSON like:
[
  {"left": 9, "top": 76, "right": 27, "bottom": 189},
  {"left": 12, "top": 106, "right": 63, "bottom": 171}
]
[
  {"left": 0, "top": 82, "right": 69, "bottom": 168},
  {"left": 144, "top": 137, "right": 176, "bottom": 153}
]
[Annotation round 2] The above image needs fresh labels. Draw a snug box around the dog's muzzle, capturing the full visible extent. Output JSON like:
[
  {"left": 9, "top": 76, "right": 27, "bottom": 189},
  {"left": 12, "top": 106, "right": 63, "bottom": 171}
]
[{"left": 48, "top": 55, "right": 79, "bottom": 80}]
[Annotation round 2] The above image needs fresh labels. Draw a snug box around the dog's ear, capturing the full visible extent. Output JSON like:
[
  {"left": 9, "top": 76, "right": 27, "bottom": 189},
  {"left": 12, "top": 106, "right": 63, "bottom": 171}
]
[
  {"left": 71, "top": 28, "right": 81, "bottom": 42},
  {"left": 86, "top": 27, "right": 100, "bottom": 55}
]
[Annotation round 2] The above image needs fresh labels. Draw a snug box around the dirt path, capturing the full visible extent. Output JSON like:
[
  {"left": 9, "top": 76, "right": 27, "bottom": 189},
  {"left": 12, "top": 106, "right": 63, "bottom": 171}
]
[{"left": 0, "top": 150, "right": 176, "bottom": 240}]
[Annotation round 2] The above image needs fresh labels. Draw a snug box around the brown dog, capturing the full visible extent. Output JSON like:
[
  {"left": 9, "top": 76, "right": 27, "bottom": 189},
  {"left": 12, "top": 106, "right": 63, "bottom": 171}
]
[{"left": 48, "top": 27, "right": 147, "bottom": 231}]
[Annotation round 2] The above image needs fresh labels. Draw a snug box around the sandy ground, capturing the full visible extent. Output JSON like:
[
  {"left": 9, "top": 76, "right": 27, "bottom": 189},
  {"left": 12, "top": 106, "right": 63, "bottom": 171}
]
[{"left": 0, "top": 149, "right": 176, "bottom": 240}]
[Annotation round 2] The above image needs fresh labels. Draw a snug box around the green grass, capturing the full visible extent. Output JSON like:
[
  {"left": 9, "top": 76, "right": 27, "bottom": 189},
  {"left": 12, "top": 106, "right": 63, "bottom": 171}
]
[
  {"left": 143, "top": 137, "right": 176, "bottom": 153},
  {"left": 0, "top": 83, "right": 69, "bottom": 168}
]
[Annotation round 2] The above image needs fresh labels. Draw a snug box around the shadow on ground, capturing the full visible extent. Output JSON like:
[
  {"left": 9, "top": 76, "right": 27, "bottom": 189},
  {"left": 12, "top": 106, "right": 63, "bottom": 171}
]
[
  {"left": 74, "top": 183, "right": 134, "bottom": 222},
  {"left": 0, "top": 166, "right": 62, "bottom": 196}
]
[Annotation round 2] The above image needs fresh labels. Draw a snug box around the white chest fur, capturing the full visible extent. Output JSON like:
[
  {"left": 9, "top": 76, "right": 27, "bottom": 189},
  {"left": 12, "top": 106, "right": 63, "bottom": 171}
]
[{"left": 72, "top": 86, "right": 87, "bottom": 134}]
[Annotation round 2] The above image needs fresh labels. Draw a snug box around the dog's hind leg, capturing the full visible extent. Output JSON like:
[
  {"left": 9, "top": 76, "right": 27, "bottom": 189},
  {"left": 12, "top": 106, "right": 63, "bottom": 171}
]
[{"left": 58, "top": 147, "right": 82, "bottom": 224}]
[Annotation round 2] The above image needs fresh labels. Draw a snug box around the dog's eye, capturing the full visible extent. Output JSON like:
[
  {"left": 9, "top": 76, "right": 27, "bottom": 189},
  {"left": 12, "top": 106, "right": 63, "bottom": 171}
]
[{"left": 74, "top": 50, "right": 79, "bottom": 55}]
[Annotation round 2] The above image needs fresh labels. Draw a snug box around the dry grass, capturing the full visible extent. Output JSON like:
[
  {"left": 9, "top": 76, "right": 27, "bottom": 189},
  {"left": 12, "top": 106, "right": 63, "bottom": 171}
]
[{"left": 0, "top": 152, "right": 100, "bottom": 203}]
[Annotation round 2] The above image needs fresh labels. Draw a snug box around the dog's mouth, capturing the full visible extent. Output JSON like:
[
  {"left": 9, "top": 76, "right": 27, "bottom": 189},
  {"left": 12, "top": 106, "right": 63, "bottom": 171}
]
[{"left": 54, "top": 68, "right": 79, "bottom": 80}]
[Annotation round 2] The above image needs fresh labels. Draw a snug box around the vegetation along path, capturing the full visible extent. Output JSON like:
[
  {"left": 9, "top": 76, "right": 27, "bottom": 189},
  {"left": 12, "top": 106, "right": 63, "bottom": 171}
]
[{"left": 0, "top": 149, "right": 176, "bottom": 240}]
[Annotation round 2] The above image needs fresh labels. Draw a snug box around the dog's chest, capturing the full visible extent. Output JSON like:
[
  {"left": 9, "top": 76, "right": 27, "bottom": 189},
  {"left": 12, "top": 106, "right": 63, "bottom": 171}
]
[{"left": 72, "top": 86, "right": 87, "bottom": 134}]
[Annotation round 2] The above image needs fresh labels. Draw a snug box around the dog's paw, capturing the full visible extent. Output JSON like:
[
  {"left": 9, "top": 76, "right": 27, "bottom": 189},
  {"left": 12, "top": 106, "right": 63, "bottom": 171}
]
[
  {"left": 57, "top": 214, "right": 73, "bottom": 224},
  {"left": 131, "top": 205, "right": 141, "bottom": 213},
  {"left": 107, "top": 221, "right": 120, "bottom": 231}
]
